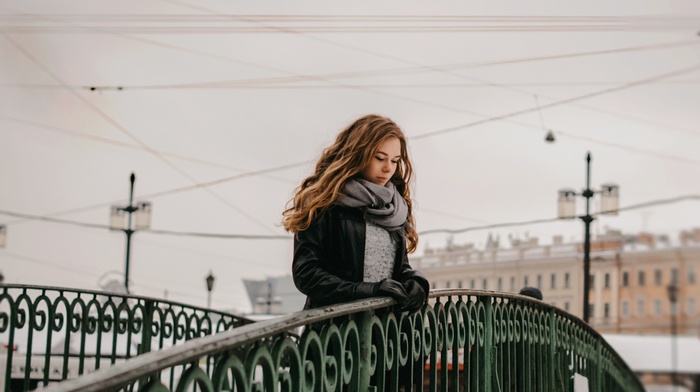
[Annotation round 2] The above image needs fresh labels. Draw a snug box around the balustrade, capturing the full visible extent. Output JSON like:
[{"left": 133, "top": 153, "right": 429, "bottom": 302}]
[
  {"left": 35, "top": 289, "right": 643, "bottom": 392},
  {"left": 0, "top": 284, "right": 251, "bottom": 392}
]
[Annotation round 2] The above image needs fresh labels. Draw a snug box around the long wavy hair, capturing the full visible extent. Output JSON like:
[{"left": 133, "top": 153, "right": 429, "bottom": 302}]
[{"left": 283, "top": 114, "right": 417, "bottom": 253}]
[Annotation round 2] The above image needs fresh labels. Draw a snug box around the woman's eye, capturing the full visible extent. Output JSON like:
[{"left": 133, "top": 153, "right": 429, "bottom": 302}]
[
  {"left": 375, "top": 156, "right": 384, "bottom": 161},
  {"left": 391, "top": 160, "right": 399, "bottom": 164}
]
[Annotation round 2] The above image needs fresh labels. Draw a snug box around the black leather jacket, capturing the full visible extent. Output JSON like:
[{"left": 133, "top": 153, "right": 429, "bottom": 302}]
[{"left": 292, "top": 205, "right": 429, "bottom": 309}]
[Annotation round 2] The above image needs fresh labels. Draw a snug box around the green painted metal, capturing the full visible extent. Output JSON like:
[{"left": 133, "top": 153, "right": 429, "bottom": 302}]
[
  {"left": 0, "top": 284, "right": 252, "bottom": 392},
  {"left": 7, "top": 288, "right": 644, "bottom": 392}
]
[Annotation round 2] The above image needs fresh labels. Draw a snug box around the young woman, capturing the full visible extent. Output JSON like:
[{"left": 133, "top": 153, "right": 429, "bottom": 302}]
[{"left": 283, "top": 114, "right": 429, "bottom": 312}]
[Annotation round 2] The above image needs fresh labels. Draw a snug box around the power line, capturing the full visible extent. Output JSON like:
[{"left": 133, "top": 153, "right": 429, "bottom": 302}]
[
  {"left": 14, "top": 39, "right": 684, "bottom": 91},
  {"left": 4, "top": 6, "right": 700, "bottom": 228},
  {"left": 2, "top": 33, "right": 277, "bottom": 235},
  {"left": 3, "top": 195, "right": 698, "bottom": 239},
  {"left": 0, "top": 209, "right": 290, "bottom": 239},
  {"left": 412, "top": 62, "right": 700, "bottom": 140},
  {"left": 0, "top": 114, "right": 296, "bottom": 183},
  {"left": 3, "top": 80, "right": 700, "bottom": 90},
  {"left": 1, "top": 13, "right": 696, "bottom": 34},
  {"left": 418, "top": 195, "right": 700, "bottom": 236}
]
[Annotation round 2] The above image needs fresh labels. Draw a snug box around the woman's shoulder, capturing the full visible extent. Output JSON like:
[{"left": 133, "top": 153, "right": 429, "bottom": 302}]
[{"left": 311, "top": 205, "right": 364, "bottom": 224}]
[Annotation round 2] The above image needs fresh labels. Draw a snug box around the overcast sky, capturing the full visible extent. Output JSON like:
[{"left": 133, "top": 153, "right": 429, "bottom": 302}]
[{"left": 1, "top": 0, "right": 700, "bottom": 313}]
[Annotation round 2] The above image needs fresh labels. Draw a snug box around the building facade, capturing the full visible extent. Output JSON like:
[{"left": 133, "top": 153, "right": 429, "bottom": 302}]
[{"left": 413, "top": 229, "right": 700, "bottom": 336}]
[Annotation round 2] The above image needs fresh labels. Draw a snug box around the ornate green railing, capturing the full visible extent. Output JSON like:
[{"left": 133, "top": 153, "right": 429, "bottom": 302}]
[
  {"left": 0, "top": 284, "right": 252, "bottom": 392},
  {"left": 40, "top": 289, "right": 643, "bottom": 392}
]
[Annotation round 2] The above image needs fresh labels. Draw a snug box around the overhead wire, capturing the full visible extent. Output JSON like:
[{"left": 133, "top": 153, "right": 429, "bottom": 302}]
[
  {"left": 2, "top": 39, "right": 695, "bottom": 91},
  {"left": 3, "top": 80, "right": 700, "bottom": 90},
  {"left": 4, "top": 6, "right": 700, "bottom": 231},
  {"left": 417, "top": 195, "right": 700, "bottom": 236},
  {"left": 1, "top": 13, "right": 695, "bottom": 34},
  {"left": 0, "top": 114, "right": 296, "bottom": 183},
  {"left": 2, "top": 195, "right": 698, "bottom": 239},
  {"left": 164, "top": 1, "right": 700, "bottom": 149},
  {"left": 412, "top": 62, "right": 700, "bottom": 140},
  {"left": 1, "top": 33, "right": 277, "bottom": 234}
]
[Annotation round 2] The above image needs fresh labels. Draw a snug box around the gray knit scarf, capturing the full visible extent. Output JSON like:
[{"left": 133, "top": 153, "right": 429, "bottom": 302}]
[{"left": 335, "top": 178, "right": 408, "bottom": 232}]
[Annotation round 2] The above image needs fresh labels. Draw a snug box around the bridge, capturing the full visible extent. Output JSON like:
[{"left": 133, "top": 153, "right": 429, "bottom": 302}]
[{"left": 1, "top": 284, "right": 643, "bottom": 391}]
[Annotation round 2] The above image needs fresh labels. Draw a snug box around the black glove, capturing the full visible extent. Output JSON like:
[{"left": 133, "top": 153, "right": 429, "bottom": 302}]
[
  {"left": 400, "top": 279, "right": 427, "bottom": 314},
  {"left": 375, "top": 279, "right": 409, "bottom": 303}
]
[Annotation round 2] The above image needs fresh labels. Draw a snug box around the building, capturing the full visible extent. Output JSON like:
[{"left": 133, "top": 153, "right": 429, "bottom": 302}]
[
  {"left": 414, "top": 228, "right": 700, "bottom": 390},
  {"left": 413, "top": 228, "right": 700, "bottom": 336},
  {"left": 242, "top": 275, "right": 306, "bottom": 315}
]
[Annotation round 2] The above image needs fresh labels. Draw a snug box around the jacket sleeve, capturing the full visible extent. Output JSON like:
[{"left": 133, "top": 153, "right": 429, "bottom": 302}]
[
  {"left": 395, "top": 251, "right": 430, "bottom": 296},
  {"left": 292, "top": 212, "right": 378, "bottom": 307}
]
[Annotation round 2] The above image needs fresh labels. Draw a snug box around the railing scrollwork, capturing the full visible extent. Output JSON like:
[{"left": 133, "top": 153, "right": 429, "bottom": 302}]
[
  {"left": 35, "top": 289, "right": 643, "bottom": 392},
  {"left": 0, "top": 284, "right": 252, "bottom": 392}
]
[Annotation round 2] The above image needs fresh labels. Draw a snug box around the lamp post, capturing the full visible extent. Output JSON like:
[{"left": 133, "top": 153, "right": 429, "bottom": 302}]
[
  {"left": 558, "top": 152, "right": 619, "bottom": 323},
  {"left": 667, "top": 283, "right": 679, "bottom": 390},
  {"left": 206, "top": 271, "right": 215, "bottom": 309},
  {"left": 109, "top": 173, "right": 152, "bottom": 294}
]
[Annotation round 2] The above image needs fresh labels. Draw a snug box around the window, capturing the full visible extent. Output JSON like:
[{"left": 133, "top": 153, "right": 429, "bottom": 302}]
[
  {"left": 564, "top": 273, "right": 570, "bottom": 288},
  {"left": 510, "top": 277, "right": 515, "bottom": 292},
  {"left": 638, "top": 271, "right": 645, "bottom": 286},
  {"left": 537, "top": 275, "right": 542, "bottom": 289},
  {"left": 621, "top": 300, "right": 629, "bottom": 318},
  {"left": 458, "top": 280, "right": 463, "bottom": 289},
  {"left": 687, "top": 298, "right": 697, "bottom": 316},
  {"left": 482, "top": 279, "right": 488, "bottom": 290},
  {"left": 671, "top": 268, "right": 679, "bottom": 284},
  {"left": 604, "top": 273, "right": 610, "bottom": 289},
  {"left": 654, "top": 269, "right": 662, "bottom": 286},
  {"left": 637, "top": 300, "right": 645, "bottom": 317},
  {"left": 497, "top": 277, "right": 502, "bottom": 291},
  {"left": 622, "top": 271, "right": 629, "bottom": 287},
  {"left": 431, "top": 282, "right": 437, "bottom": 290},
  {"left": 653, "top": 299, "right": 662, "bottom": 317},
  {"left": 564, "top": 302, "right": 570, "bottom": 312},
  {"left": 446, "top": 281, "right": 451, "bottom": 289},
  {"left": 470, "top": 279, "right": 475, "bottom": 289},
  {"left": 689, "top": 266, "right": 696, "bottom": 284},
  {"left": 589, "top": 274, "right": 595, "bottom": 290},
  {"left": 588, "top": 304, "right": 595, "bottom": 318},
  {"left": 604, "top": 303, "right": 610, "bottom": 319},
  {"left": 524, "top": 276, "right": 529, "bottom": 287},
  {"left": 551, "top": 273, "right": 556, "bottom": 289}
]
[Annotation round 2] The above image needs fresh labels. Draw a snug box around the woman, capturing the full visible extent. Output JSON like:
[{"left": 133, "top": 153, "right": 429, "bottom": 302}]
[{"left": 283, "top": 114, "right": 429, "bottom": 312}]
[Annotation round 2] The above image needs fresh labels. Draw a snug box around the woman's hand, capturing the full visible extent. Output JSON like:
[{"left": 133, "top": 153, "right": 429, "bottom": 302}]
[
  {"left": 375, "top": 279, "right": 410, "bottom": 303},
  {"left": 400, "top": 279, "right": 427, "bottom": 314}
]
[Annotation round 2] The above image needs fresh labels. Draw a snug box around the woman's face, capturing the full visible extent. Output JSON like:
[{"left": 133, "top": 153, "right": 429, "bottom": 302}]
[{"left": 360, "top": 137, "right": 401, "bottom": 186}]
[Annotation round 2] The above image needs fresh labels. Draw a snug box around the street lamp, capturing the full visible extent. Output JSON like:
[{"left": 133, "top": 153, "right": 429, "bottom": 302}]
[
  {"left": 109, "top": 173, "right": 152, "bottom": 294},
  {"left": 557, "top": 152, "right": 619, "bottom": 323},
  {"left": 667, "top": 283, "right": 679, "bottom": 389},
  {"left": 206, "top": 271, "right": 215, "bottom": 308}
]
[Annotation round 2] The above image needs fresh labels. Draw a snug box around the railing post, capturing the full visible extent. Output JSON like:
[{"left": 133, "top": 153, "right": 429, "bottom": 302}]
[
  {"left": 549, "top": 309, "right": 557, "bottom": 392},
  {"left": 357, "top": 311, "right": 373, "bottom": 391},
  {"left": 595, "top": 339, "right": 603, "bottom": 392},
  {"left": 140, "top": 300, "right": 154, "bottom": 355},
  {"left": 483, "top": 298, "right": 493, "bottom": 392}
]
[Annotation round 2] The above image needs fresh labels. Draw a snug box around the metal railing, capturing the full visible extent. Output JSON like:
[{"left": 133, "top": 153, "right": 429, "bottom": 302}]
[
  {"left": 0, "top": 284, "right": 252, "bottom": 392},
  {"left": 41, "top": 289, "right": 643, "bottom": 392}
]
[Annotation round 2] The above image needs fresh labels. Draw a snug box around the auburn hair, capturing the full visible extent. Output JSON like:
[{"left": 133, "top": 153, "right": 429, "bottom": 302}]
[{"left": 282, "top": 114, "right": 417, "bottom": 253}]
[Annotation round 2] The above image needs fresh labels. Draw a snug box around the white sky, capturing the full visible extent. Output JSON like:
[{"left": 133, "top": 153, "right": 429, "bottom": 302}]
[{"left": 1, "top": 1, "right": 700, "bottom": 313}]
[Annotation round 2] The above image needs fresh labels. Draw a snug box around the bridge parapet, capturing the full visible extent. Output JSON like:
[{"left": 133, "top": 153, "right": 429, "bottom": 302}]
[
  {"left": 0, "top": 284, "right": 252, "bottom": 391},
  {"left": 40, "top": 289, "right": 643, "bottom": 392}
]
